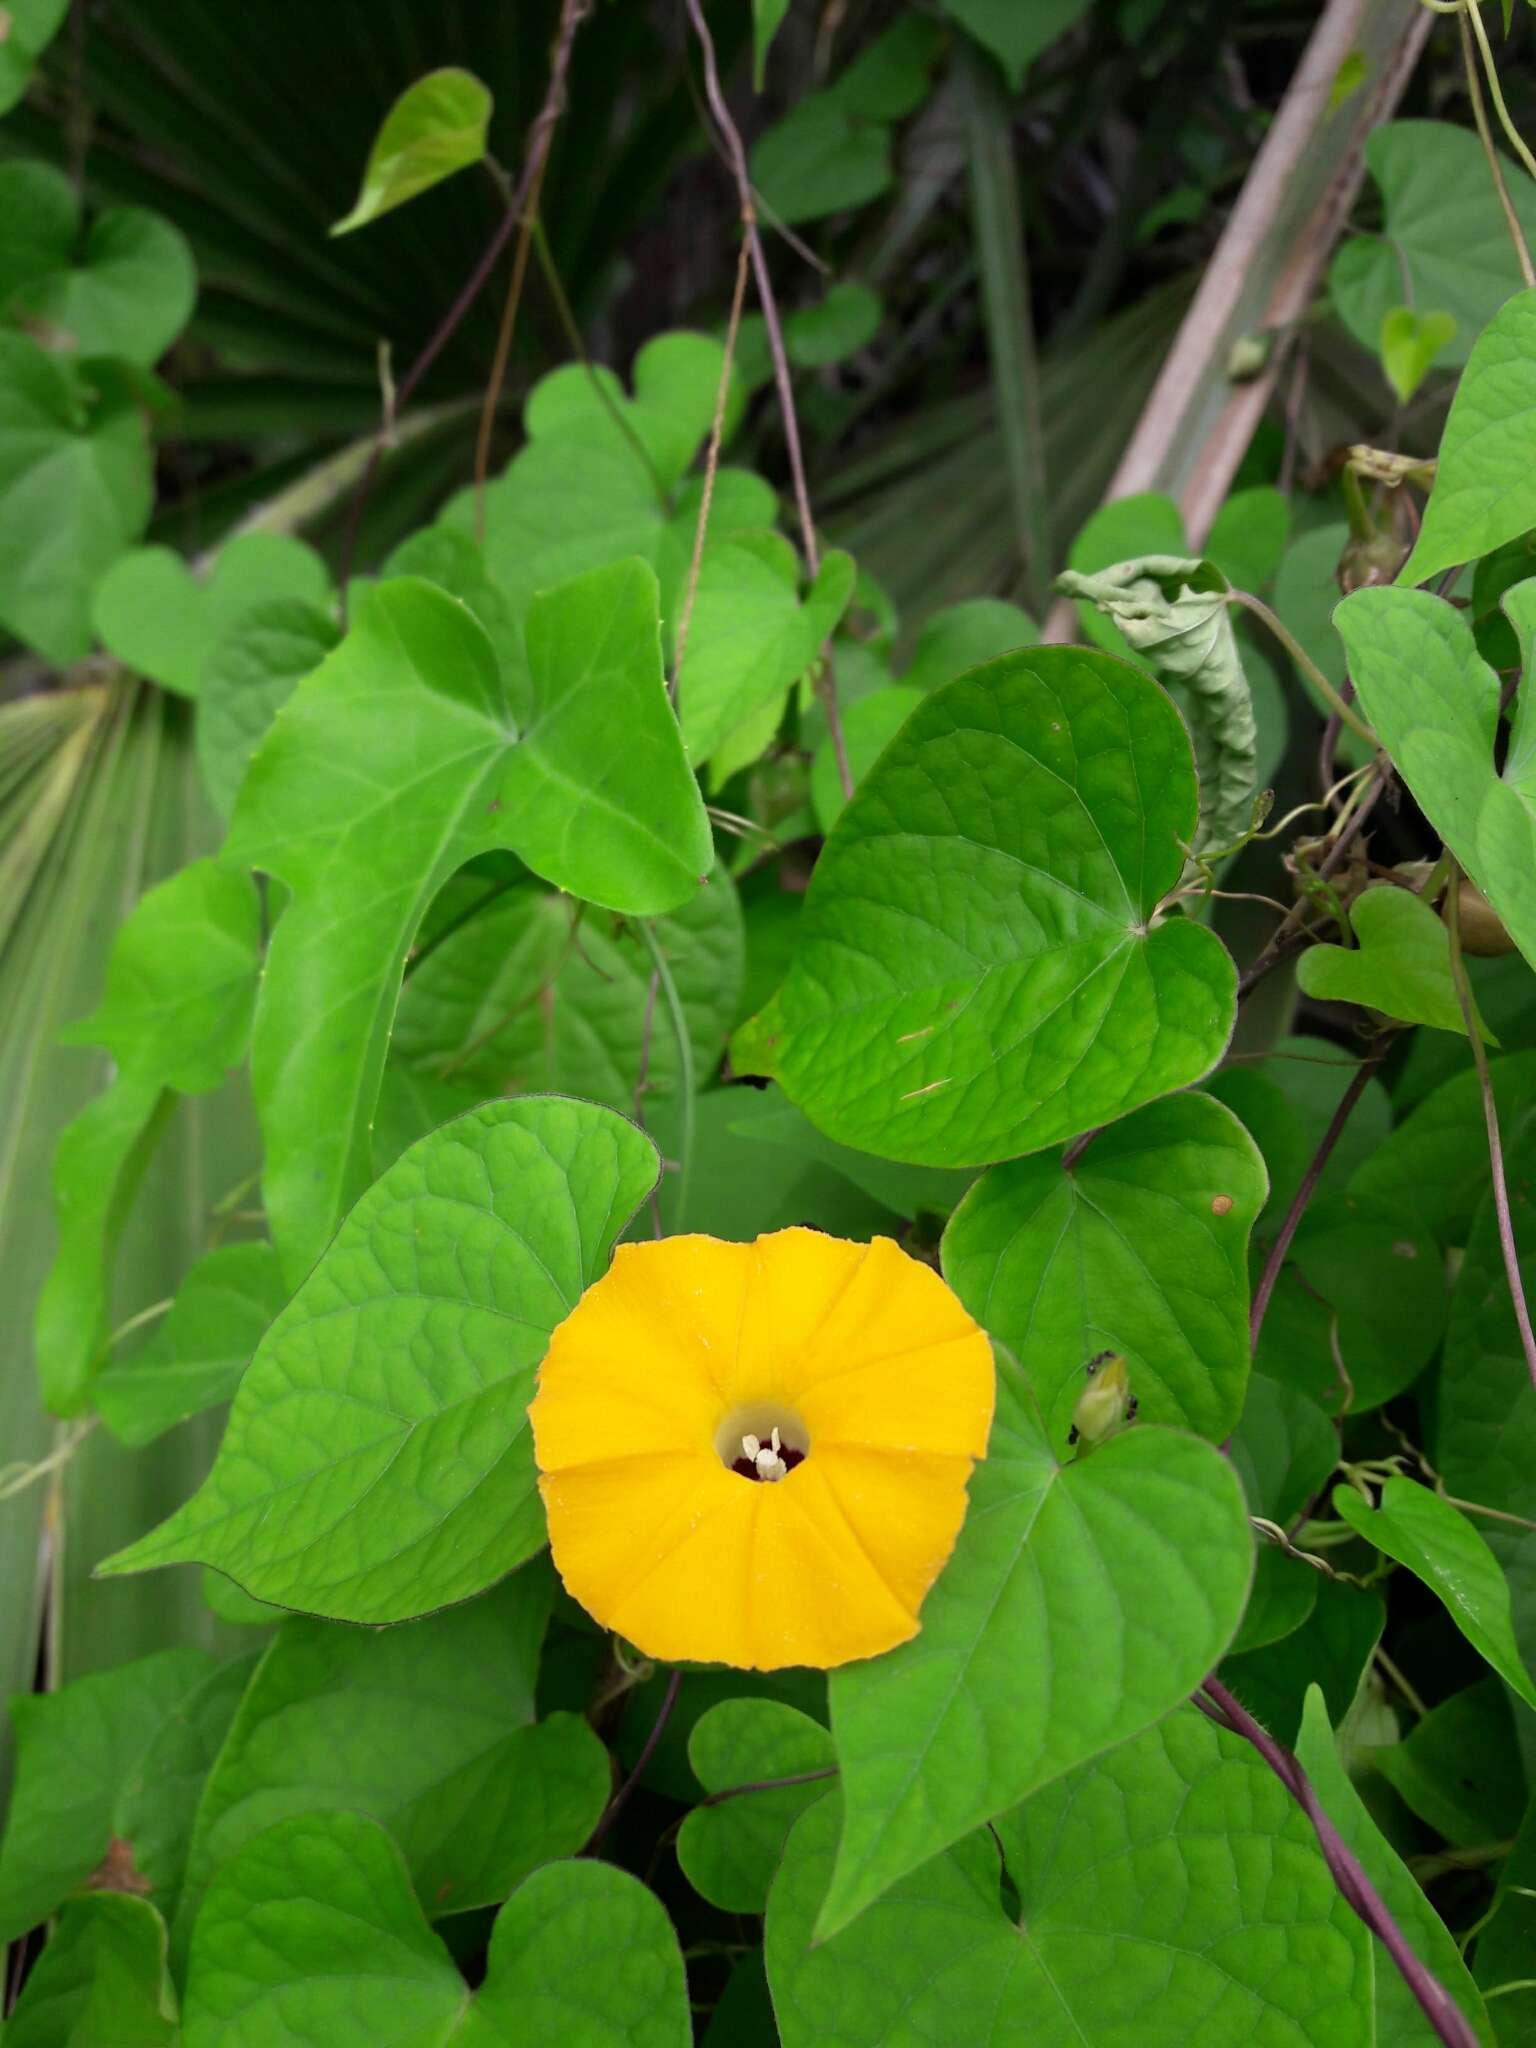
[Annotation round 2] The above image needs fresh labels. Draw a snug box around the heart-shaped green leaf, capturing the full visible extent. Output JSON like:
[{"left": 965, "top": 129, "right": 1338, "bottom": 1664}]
[
  {"left": 97, "top": 1097, "right": 658, "bottom": 1622},
  {"left": 171, "top": 1573, "right": 606, "bottom": 1963},
  {"left": 942, "top": 1091, "right": 1264, "bottom": 1449},
  {"left": 818, "top": 1365, "right": 1252, "bottom": 1936},
  {"left": 93, "top": 534, "right": 330, "bottom": 697},
  {"left": 1333, "top": 1478, "right": 1536, "bottom": 1707},
  {"left": 225, "top": 573, "right": 700, "bottom": 1279},
  {"left": 1337, "top": 586, "right": 1536, "bottom": 981},
  {"left": 0, "top": 160, "right": 196, "bottom": 364},
  {"left": 1399, "top": 290, "right": 1536, "bottom": 585},
  {"left": 769, "top": 1711, "right": 1376, "bottom": 2046},
  {"left": 677, "top": 1701, "right": 836, "bottom": 1913},
  {"left": 734, "top": 646, "right": 1236, "bottom": 1167},
  {"left": 0, "top": 334, "right": 153, "bottom": 665},
  {"left": 1331, "top": 122, "right": 1536, "bottom": 371},
  {"left": 181, "top": 1813, "right": 691, "bottom": 2047},
  {"left": 1379, "top": 305, "right": 1458, "bottom": 405},
  {"left": 331, "top": 68, "right": 493, "bottom": 235},
  {"left": 1296, "top": 882, "right": 1485, "bottom": 1037}
]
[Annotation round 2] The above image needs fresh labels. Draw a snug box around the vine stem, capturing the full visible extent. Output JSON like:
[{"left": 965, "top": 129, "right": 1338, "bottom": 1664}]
[
  {"left": 672, "top": 229, "right": 753, "bottom": 711},
  {"left": 700, "top": 1765, "right": 839, "bottom": 1808},
  {"left": 1458, "top": 5, "right": 1536, "bottom": 289},
  {"left": 1445, "top": 867, "right": 1536, "bottom": 1389},
  {"left": 1236, "top": 763, "right": 1390, "bottom": 1001},
  {"left": 1197, "top": 1678, "right": 1480, "bottom": 2048},
  {"left": 1460, "top": 0, "right": 1536, "bottom": 190},
  {"left": 640, "top": 920, "right": 695, "bottom": 1233},
  {"left": 1228, "top": 590, "right": 1377, "bottom": 746},
  {"left": 1249, "top": 1049, "right": 1382, "bottom": 1350},
  {"left": 340, "top": 0, "right": 591, "bottom": 586},
  {"left": 681, "top": 0, "right": 853, "bottom": 800},
  {"left": 583, "top": 1666, "right": 681, "bottom": 1853}
]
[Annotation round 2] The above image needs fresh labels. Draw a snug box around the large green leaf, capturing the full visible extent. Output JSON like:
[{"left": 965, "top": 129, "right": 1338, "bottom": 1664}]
[
  {"left": 0, "top": 159, "right": 196, "bottom": 364},
  {"left": 98, "top": 1098, "right": 658, "bottom": 1623},
  {"left": 331, "top": 68, "right": 493, "bottom": 235},
  {"left": 769, "top": 1711, "right": 1374, "bottom": 2046},
  {"left": 61, "top": 858, "right": 262, "bottom": 1092},
  {"left": 676, "top": 1700, "right": 836, "bottom": 1914},
  {"left": 1336, "top": 586, "right": 1536, "bottom": 975},
  {"left": 1294, "top": 1685, "right": 1492, "bottom": 2045},
  {"left": 181, "top": 1812, "right": 691, "bottom": 2047},
  {"left": 499, "top": 556, "right": 713, "bottom": 914},
  {"left": 1, "top": 1894, "right": 178, "bottom": 2048},
  {"left": 942, "top": 1091, "right": 1264, "bottom": 1448},
  {"left": 1399, "top": 292, "right": 1536, "bottom": 585},
  {"left": 0, "top": 1647, "right": 214, "bottom": 1943},
  {"left": 394, "top": 870, "right": 742, "bottom": 1106},
  {"left": 195, "top": 597, "right": 340, "bottom": 818},
  {"left": 1296, "top": 882, "right": 1483, "bottom": 1037},
  {"left": 93, "top": 534, "right": 330, "bottom": 697},
  {"left": 93, "top": 1241, "right": 288, "bottom": 1447},
  {"left": 1330, "top": 122, "right": 1536, "bottom": 372},
  {"left": 0, "top": 334, "right": 153, "bottom": 665},
  {"left": 224, "top": 574, "right": 698, "bottom": 1281},
  {"left": 1333, "top": 1478, "right": 1536, "bottom": 1707},
  {"left": 818, "top": 1365, "right": 1252, "bottom": 1936},
  {"left": 733, "top": 646, "right": 1236, "bottom": 1166},
  {"left": 172, "top": 1573, "right": 605, "bottom": 1958}
]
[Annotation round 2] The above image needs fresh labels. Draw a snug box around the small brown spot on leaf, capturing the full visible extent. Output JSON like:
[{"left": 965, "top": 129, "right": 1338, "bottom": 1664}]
[
  {"left": 1211, "top": 1194, "right": 1233, "bottom": 1217},
  {"left": 1392, "top": 1239, "right": 1417, "bottom": 1259},
  {"left": 86, "top": 1836, "right": 151, "bottom": 1897}
]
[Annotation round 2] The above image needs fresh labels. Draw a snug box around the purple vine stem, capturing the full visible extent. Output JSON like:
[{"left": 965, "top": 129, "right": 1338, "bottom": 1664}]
[
  {"left": 1248, "top": 1048, "right": 1381, "bottom": 1349},
  {"left": 583, "top": 1666, "right": 681, "bottom": 1853},
  {"left": 681, "top": 0, "right": 854, "bottom": 800},
  {"left": 1198, "top": 1679, "right": 1479, "bottom": 2048}
]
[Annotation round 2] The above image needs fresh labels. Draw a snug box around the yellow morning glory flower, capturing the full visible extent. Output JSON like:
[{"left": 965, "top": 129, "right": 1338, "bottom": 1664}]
[{"left": 529, "top": 1227, "right": 995, "bottom": 1671}]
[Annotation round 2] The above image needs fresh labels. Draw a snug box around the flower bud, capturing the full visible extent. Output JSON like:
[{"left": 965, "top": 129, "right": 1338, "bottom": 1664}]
[{"left": 1068, "top": 1351, "right": 1138, "bottom": 1450}]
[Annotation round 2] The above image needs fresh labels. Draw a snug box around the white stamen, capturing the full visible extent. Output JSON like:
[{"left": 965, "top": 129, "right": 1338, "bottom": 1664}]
[{"left": 743, "top": 1429, "right": 788, "bottom": 1481}]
